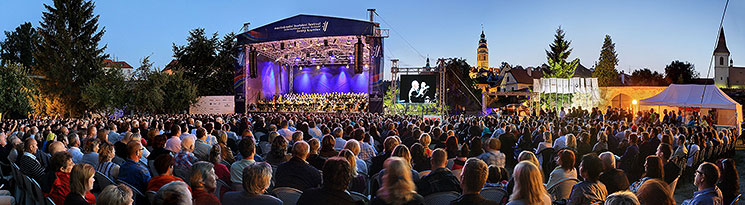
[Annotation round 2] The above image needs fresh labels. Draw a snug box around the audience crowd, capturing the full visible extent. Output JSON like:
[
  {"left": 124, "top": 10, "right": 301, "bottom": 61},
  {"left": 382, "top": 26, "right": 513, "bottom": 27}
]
[{"left": 0, "top": 106, "right": 740, "bottom": 205}]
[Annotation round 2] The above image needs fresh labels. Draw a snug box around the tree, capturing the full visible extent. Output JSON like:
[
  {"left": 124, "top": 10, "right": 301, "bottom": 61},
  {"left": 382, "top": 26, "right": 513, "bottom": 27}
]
[
  {"left": 593, "top": 35, "right": 620, "bottom": 86},
  {"left": 630, "top": 68, "right": 667, "bottom": 86},
  {"left": 443, "top": 58, "right": 482, "bottom": 113},
  {"left": 1, "top": 22, "right": 40, "bottom": 67},
  {"left": 34, "top": 0, "right": 108, "bottom": 117},
  {"left": 81, "top": 66, "right": 128, "bottom": 116},
  {"left": 162, "top": 71, "right": 199, "bottom": 113},
  {"left": 0, "top": 63, "right": 36, "bottom": 118},
  {"left": 664, "top": 60, "right": 698, "bottom": 84},
  {"left": 544, "top": 26, "right": 579, "bottom": 78},
  {"left": 172, "top": 28, "right": 235, "bottom": 96},
  {"left": 133, "top": 55, "right": 155, "bottom": 81}
]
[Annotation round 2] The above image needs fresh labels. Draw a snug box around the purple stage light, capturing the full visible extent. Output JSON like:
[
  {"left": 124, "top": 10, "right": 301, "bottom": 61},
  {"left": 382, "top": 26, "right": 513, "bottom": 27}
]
[{"left": 295, "top": 57, "right": 301, "bottom": 62}]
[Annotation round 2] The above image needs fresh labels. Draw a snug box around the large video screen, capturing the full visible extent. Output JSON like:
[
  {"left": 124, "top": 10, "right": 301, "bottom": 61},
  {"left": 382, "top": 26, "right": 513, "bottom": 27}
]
[{"left": 399, "top": 74, "right": 437, "bottom": 104}]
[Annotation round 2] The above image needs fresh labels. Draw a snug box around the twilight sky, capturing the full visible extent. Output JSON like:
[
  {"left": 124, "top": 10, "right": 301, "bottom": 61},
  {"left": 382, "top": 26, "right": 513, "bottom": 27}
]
[{"left": 2, "top": 0, "right": 743, "bottom": 80}]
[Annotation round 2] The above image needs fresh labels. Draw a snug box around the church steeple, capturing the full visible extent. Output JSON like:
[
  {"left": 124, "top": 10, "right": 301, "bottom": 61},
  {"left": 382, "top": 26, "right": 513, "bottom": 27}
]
[
  {"left": 477, "top": 25, "right": 489, "bottom": 70},
  {"left": 714, "top": 27, "right": 730, "bottom": 54}
]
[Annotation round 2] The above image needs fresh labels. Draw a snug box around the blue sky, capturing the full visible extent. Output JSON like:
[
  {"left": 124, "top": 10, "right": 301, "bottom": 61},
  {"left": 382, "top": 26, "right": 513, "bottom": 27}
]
[{"left": 2, "top": 0, "right": 743, "bottom": 80}]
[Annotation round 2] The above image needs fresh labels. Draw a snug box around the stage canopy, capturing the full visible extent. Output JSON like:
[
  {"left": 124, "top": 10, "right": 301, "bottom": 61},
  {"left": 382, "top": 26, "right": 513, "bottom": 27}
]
[
  {"left": 236, "top": 14, "right": 377, "bottom": 45},
  {"left": 640, "top": 84, "right": 742, "bottom": 133}
]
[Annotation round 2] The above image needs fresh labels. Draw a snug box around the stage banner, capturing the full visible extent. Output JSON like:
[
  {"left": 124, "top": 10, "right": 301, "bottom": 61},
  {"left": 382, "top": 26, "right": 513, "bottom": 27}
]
[
  {"left": 570, "top": 77, "right": 580, "bottom": 93},
  {"left": 550, "top": 78, "right": 558, "bottom": 93},
  {"left": 533, "top": 79, "right": 541, "bottom": 93},
  {"left": 370, "top": 37, "right": 384, "bottom": 95},
  {"left": 237, "top": 15, "right": 376, "bottom": 44},
  {"left": 559, "top": 78, "right": 569, "bottom": 94},
  {"left": 578, "top": 78, "right": 586, "bottom": 93},
  {"left": 542, "top": 78, "right": 550, "bottom": 93}
]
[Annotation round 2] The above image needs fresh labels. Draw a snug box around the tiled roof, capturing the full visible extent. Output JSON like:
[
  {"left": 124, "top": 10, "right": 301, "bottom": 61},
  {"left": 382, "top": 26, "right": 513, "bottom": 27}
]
[{"left": 103, "top": 59, "right": 133, "bottom": 68}]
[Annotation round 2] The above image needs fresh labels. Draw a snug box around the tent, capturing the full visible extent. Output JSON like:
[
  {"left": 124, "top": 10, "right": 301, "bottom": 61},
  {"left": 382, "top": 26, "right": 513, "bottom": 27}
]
[{"left": 639, "top": 84, "right": 742, "bottom": 134}]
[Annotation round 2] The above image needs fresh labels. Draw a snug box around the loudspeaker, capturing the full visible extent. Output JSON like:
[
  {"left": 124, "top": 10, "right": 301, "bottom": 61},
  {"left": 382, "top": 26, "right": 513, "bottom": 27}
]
[
  {"left": 354, "top": 38, "right": 364, "bottom": 74},
  {"left": 249, "top": 49, "right": 258, "bottom": 78}
]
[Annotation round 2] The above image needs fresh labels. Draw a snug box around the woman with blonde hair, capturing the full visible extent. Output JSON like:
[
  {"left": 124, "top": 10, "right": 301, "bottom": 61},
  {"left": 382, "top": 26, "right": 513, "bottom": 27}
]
[
  {"left": 216, "top": 131, "right": 235, "bottom": 165},
  {"left": 371, "top": 144, "right": 419, "bottom": 196},
  {"left": 419, "top": 133, "right": 432, "bottom": 157},
  {"left": 64, "top": 164, "right": 97, "bottom": 205},
  {"left": 518, "top": 151, "right": 542, "bottom": 173},
  {"left": 96, "top": 143, "right": 120, "bottom": 179},
  {"left": 371, "top": 157, "right": 424, "bottom": 205},
  {"left": 507, "top": 161, "right": 551, "bottom": 205},
  {"left": 339, "top": 149, "right": 367, "bottom": 194}
]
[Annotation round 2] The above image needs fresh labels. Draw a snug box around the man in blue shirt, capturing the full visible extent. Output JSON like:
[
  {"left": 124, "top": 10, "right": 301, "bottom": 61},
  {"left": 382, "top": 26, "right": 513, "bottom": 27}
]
[
  {"left": 118, "top": 141, "right": 151, "bottom": 193},
  {"left": 683, "top": 162, "right": 723, "bottom": 205}
]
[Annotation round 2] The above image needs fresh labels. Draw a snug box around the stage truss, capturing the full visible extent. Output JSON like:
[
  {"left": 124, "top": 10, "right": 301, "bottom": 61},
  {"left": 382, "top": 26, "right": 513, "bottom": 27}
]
[{"left": 389, "top": 59, "right": 446, "bottom": 118}]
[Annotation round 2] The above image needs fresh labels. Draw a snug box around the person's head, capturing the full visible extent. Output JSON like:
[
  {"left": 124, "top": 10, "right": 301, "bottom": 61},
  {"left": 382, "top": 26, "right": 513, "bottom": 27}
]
[
  {"left": 154, "top": 181, "right": 191, "bottom": 205},
  {"left": 152, "top": 134, "right": 168, "bottom": 150},
  {"left": 518, "top": 151, "right": 539, "bottom": 168},
  {"left": 126, "top": 141, "right": 143, "bottom": 161},
  {"left": 445, "top": 136, "right": 458, "bottom": 156},
  {"left": 378, "top": 157, "right": 416, "bottom": 204},
  {"left": 565, "top": 134, "right": 577, "bottom": 148},
  {"left": 180, "top": 136, "right": 195, "bottom": 152},
  {"left": 307, "top": 138, "right": 320, "bottom": 154},
  {"left": 510, "top": 161, "right": 548, "bottom": 204},
  {"left": 655, "top": 143, "right": 673, "bottom": 162},
  {"left": 50, "top": 151, "right": 74, "bottom": 173},
  {"left": 579, "top": 154, "right": 603, "bottom": 182},
  {"left": 343, "top": 139, "right": 361, "bottom": 155},
  {"left": 243, "top": 162, "right": 272, "bottom": 195},
  {"left": 155, "top": 154, "right": 175, "bottom": 176},
  {"left": 431, "top": 148, "right": 447, "bottom": 168},
  {"left": 189, "top": 161, "right": 217, "bottom": 192},
  {"left": 487, "top": 138, "right": 501, "bottom": 151},
  {"left": 557, "top": 149, "right": 575, "bottom": 171},
  {"left": 644, "top": 155, "right": 664, "bottom": 179},
  {"left": 98, "top": 184, "right": 134, "bottom": 205},
  {"left": 636, "top": 179, "right": 674, "bottom": 205},
  {"left": 209, "top": 144, "right": 222, "bottom": 164},
  {"left": 383, "top": 136, "right": 400, "bottom": 153},
  {"left": 322, "top": 157, "right": 352, "bottom": 191},
  {"left": 461, "top": 158, "right": 488, "bottom": 193},
  {"left": 82, "top": 138, "right": 101, "bottom": 154},
  {"left": 69, "top": 163, "right": 96, "bottom": 196},
  {"left": 599, "top": 152, "right": 616, "bottom": 171},
  {"left": 48, "top": 141, "right": 66, "bottom": 154},
  {"left": 419, "top": 133, "right": 431, "bottom": 147},
  {"left": 238, "top": 138, "right": 256, "bottom": 159},
  {"left": 320, "top": 135, "right": 336, "bottom": 152},
  {"left": 332, "top": 127, "right": 343, "bottom": 138},
  {"left": 604, "top": 191, "right": 640, "bottom": 205},
  {"left": 270, "top": 135, "right": 288, "bottom": 156},
  {"left": 338, "top": 149, "right": 358, "bottom": 176},
  {"left": 69, "top": 134, "right": 80, "bottom": 147},
  {"left": 391, "top": 144, "right": 412, "bottom": 167},
  {"left": 487, "top": 165, "right": 501, "bottom": 184},
  {"left": 23, "top": 137, "right": 37, "bottom": 154},
  {"left": 99, "top": 142, "right": 116, "bottom": 163},
  {"left": 292, "top": 141, "right": 310, "bottom": 160},
  {"left": 695, "top": 162, "right": 720, "bottom": 189}
]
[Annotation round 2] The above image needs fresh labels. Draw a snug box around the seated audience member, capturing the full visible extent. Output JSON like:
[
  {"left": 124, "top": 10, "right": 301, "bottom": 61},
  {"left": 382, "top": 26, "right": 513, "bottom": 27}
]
[
  {"left": 230, "top": 138, "right": 256, "bottom": 186},
  {"left": 451, "top": 158, "right": 497, "bottom": 205},
  {"left": 265, "top": 136, "right": 291, "bottom": 166},
  {"left": 629, "top": 156, "right": 664, "bottom": 193},
  {"left": 656, "top": 143, "right": 680, "bottom": 185},
  {"left": 190, "top": 161, "right": 220, "bottom": 204},
  {"left": 306, "top": 138, "right": 326, "bottom": 170},
  {"left": 297, "top": 157, "right": 359, "bottom": 205},
  {"left": 598, "top": 152, "right": 630, "bottom": 194},
  {"left": 717, "top": 158, "right": 740, "bottom": 205},
  {"left": 683, "top": 162, "right": 723, "bottom": 204},
  {"left": 343, "top": 139, "right": 369, "bottom": 175},
  {"left": 193, "top": 128, "right": 211, "bottom": 161},
  {"left": 153, "top": 181, "right": 192, "bottom": 205},
  {"left": 222, "top": 162, "right": 282, "bottom": 205},
  {"left": 478, "top": 138, "right": 506, "bottom": 168},
  {"left": 209, "top": 145, "right": 231, "bottom": 184},
  {"left": 506, "top": 161, "right": 551, "bottom": 205},
  {"left": 546, "top": 149, "right": 577, "bottom": 200},
  {"left": 96, "top": 142, "right": 120, "bottom": 179},
  {"left": 275, "top": 141, "right": 322, "bottom": 191},
  {"left": 319, "top": 134, "right": 339, "bottom": 158},
  {"left": 67, "top": 134, "right": 84, "bottom": 163},
  {"left": 147, "top": 155, "right": 186, "bottom": 192},
  {"left": 147, "top": 134, "right": 171, "bottom": 161},
  {"left": 635, "top": 179, "right": 673, "bottom": 205},
  {"left": 371, "top": 157, "right": 424, "bottom": 205},
  {"left": 118, "top": 141, "right": 151, "bottom": 193},
  {"left": 604, "top": 191, "right": 640, "bottom": 205},
  {"left": 416, "top": 148, "right": 461, "bottom": 197},
  {"left": 370, "top": 136, "right": 401, "bottom": 175},
  {"left": 568, "top": 154, "right": 607, "bottom": 205},
  {"left": 372, "top": 144, "right": 420, "bottom": 196},
  {"left": 338, "top": 149, "right": 367, "bottom": 194},
  {"left": 80, "top": 138, "right": 100, "bottom": 167},
  {"left": 64, "top": 164, "right": 97, "bottom": 205},
  {"left": 18, "top": 137, "right": 45, "bottom": 181},
  {"left": 43, "top": 152, "right": 75, "bottom": 205},
  {"left": 410, "top": 143, "right": 431, "bottom": 172},
  {"left": 485, "top": 165, "right": 508, "bottom": 188},
  {"left": 174, "top": 136, "right": 197, "bottom": 179},
  {"left": 98, "top": 184, "right": 134, "bottom": 205}
]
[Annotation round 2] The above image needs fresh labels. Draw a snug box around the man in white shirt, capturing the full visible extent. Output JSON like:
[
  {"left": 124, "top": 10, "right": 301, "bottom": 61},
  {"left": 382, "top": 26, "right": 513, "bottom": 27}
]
[
  {"left": 554, "top": 134, "right": 569, "bottom": 150},
  {"left": 277, "top": 121, "right": 293, "bottom": 142},
  {"left": 308, "top": 121, "right": 323, "bottom": 140},
  {"left": 67, "top": 134, "right": 84, "bottom": 163}
]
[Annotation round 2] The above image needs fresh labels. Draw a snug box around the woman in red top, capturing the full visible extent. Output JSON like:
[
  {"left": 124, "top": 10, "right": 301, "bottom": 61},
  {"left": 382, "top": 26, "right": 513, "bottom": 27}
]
[
  {"left": 64, "top": 163, "right": 97, "bottom": 205},
  {"left": 209, "top": 145, "right": 231, "bottom": 184},
  {"left": 147, "top": 154, "right": 188, "bottom": 192},
  {"left": 189, "top": 161, "right": 221, "bottom": 205},
  {"left": 45, "top": 152, "right": 75, "bottom": 205}
]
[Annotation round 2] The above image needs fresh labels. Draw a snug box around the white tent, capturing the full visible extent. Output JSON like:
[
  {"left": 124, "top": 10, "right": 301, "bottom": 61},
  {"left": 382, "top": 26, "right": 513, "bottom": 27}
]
[{"left": 640, "top": 84, "right": 742, "bottom": 134}]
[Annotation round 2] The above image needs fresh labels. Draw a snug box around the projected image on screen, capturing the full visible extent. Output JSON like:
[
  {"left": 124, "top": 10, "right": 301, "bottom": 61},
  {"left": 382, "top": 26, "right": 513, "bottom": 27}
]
[{"left": 399, "top": 74, "right": 437, "bottom": 104}]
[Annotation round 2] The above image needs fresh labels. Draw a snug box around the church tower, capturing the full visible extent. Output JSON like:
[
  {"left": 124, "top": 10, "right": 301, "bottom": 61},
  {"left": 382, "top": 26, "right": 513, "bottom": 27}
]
[
  {"left": 714, "top": 27, "right": 730, "bottom": 87},
  {"left": 477, "top": 26, "right": 489, "bottom": 70}
]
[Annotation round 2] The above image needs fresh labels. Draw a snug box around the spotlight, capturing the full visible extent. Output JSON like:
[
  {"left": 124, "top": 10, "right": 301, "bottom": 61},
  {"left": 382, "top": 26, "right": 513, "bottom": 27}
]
[
  {"left": 295, "top": 57, "right": 301, "bottom": 62},
  {"left": 316, "top": 65, "right": 320, "bottom": 69}
]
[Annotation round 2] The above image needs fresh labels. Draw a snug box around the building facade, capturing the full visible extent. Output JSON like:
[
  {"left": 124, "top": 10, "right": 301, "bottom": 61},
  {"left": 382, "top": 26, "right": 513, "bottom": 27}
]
[
  {"left": 714, "top": 27, "right": 745, "bottom": 88},
  {"left": 477, "top": 29, "right": 489, "bottom": 70}
]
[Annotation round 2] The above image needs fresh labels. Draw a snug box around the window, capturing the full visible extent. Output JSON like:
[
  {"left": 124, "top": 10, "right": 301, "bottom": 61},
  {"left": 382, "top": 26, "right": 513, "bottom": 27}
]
[{"left": 720, "top": 57, "right": 724, "bottom": 65}]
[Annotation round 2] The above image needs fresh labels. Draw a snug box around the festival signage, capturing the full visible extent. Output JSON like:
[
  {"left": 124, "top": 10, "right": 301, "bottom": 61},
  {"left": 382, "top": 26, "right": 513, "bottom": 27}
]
[
  {"left": 237, "top": 14, "right": 377, "bottom": 44},
  {"left": 534, "top": 77, "right": 600, "bottom": 94}
]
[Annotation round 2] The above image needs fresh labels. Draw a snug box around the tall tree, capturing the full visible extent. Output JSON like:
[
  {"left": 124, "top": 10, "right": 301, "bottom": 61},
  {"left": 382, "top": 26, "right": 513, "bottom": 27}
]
[
  {"left": 0, "top": 63, "right": 36, "bottom": 118},
  {"left": 162, "top": 71, "right": 199, "bottom": 113},
  {"left": 34, "top": 0, "right": 108, "bottom": 116},
  {"left": 664, "top": 60, "right": 698, "bottom": 84},
  {"left": 214, "top": 32, "right": 237, "bottom": 95},
  {"left": 81, "top": 66, "right": 127, "bottom": 116},
  {"left": 630, "top": 68, "right": 667, "bottom": 86},
  {"left": 1, "top": 22, "right": 40, "bottom": 67},
  {"left": 544, "top": 26, "right": 579, "bottom": 78},
  {"left": 172, "top": 28, "right": 230, "bottom": 96},
  {"left": 443, "top": 58, "right": 482, "bottom": 113},
  {"left": 593, "top": 35, "right": 620, "bottom": 86}
]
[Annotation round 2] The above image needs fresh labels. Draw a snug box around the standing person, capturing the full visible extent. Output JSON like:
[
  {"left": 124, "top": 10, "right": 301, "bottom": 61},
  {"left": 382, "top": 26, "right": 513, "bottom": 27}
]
[
  {"left": 451, "top": 158, "right": 498, "bottom": 205},
  {"left": 64, "top": 164, "right": 96, "bottom": 205},
  {"left": 683, "top": 162, "right": 723, "bottom": 204},
  {"left": 118, "top": 141, "right": 151, "bottom": 193},
  {"left": 568, "top": 154, "right": 607, "bottom": 205},
  {"left": 506, "top": 161, "right": 551, "bottom": 205},
  {"left": 371, "top": 157, "right": 424, "bottom": 205}
]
